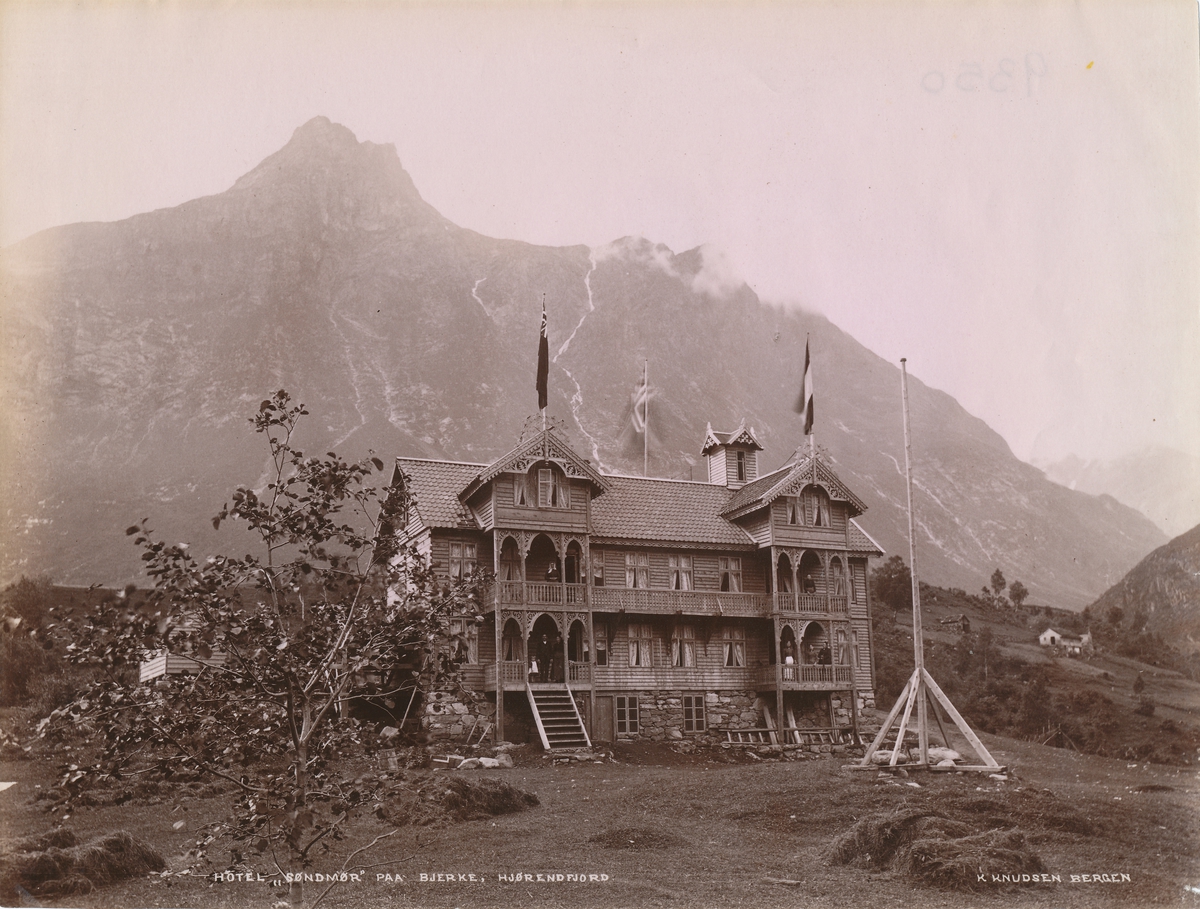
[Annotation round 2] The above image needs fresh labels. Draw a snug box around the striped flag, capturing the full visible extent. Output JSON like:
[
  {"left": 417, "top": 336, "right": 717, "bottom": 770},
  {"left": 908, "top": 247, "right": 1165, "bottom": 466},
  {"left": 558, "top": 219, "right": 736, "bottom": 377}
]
[
  {"left": 794, "top": 337, "right": 814, "bottom": 435},
  {"left": 630, "top": 373, "right": 649, "bottom": 435},
  {"left": 536, "top": 299, "right": 548, "bottom": 411}
]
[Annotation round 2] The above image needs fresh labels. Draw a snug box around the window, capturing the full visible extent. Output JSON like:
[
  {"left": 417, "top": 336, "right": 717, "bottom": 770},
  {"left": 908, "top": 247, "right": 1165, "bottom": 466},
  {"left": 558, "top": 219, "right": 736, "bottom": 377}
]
[
  {"left": 448, "top": 541, "right": 477, "bottom": 580},
  {"left": 671, "top": 624, "right": 696, "bottom": 667},
  {"left": 831, "top": 559, "right": 846, "bottom": 596},
  {"left": 669, "top": 554, "right": 693, "bottom": 591},
  {"left": 625, "top": 552, "right": 649, "bottom": 589},
  {"left": 616, "top": 696, "right": 639, "bottom": 734},
  {"left": 499, "top": 540, "right": 521, "bottom": 581},
  {"left": 851, "top": 630, "right": 860, "bottom": 671},
  {"left": 628, "top": 622, "right": 652, "bottom": 667},
  {"left": 836, "top": 628, "right": 848, "bottom": 665},
  {"left": 536, "top": 468, "right": 570, "bottom": 508},
  {"left": 595, "top": 636, "right": 608, "bottom": 666},
  {"left": 786, "top": 497, "right": 802, "bottom": 525},
  {"left": 719, "top": 557, "right": 742, "bottom": 592},
  {"left": 736, "top": 450, "right": 746, "bottom": 481},
  {"left": 804, "top": 487, "right": 830, "bottom": 526},
  {"left": 514, "top": 473, "right": 530, "bottom": 506},
  {"left": 682, "top": 695, "right": 706, "bottom": 733},
  {"left": 449, "top": 617, "right": 478, "bottom": 664},
  {"left": 722, "top": 626, "right": 745, "bottom": 667},
  {"left": 593, "top": 560, "right": 605, "bottom": 587}
]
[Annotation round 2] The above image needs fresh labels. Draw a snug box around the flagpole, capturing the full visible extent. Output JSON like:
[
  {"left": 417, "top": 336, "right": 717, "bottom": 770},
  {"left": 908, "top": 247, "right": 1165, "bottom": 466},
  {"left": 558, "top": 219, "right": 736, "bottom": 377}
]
[{"left": 643, "top": 359, "right": 649, "bottom": 477}]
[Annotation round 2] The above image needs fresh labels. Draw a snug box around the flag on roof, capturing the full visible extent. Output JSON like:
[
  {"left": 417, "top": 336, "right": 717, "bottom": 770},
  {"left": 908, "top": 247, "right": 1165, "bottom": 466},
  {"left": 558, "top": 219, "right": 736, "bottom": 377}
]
[
  {"left": 630, "top": 372, "right": 649, "bottom": 435},
  {"left": 795, "top": 337, "right": 814, "bottom": 435},
  {"left": 536, "top": 298, "right": 548, "bottom": 411}
]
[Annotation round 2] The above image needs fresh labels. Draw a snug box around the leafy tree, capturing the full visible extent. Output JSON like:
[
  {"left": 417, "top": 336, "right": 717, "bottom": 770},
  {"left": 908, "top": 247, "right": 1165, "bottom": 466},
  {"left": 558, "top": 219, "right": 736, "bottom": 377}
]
[
  {"left": 47, "top": 392, "right": 481, "bottom": 906},
  {"left": 870, "top": 555, "right": 912, "bottom": 620},
  {"left": 0, "top": 574, "right": 54, "bottom": 630},
  {"left": 1008, "top": 580, "right": 1029, "bottom": 608},
  {"left": 990, "top": 568, "right": 1007, "bottom": 597}
]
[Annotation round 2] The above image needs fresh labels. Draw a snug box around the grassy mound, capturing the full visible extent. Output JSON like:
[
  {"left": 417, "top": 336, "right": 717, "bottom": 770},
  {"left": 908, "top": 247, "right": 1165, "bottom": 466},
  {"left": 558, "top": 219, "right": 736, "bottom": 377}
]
[
  {"left": 378, "top": 773, "right": 538, "bottom": 827},
  {"left": 830, "top": 808, "right": 1046, "bottom": 890},
  {"left": 1, "top": 829, "right": 166, "bottom": 900}
]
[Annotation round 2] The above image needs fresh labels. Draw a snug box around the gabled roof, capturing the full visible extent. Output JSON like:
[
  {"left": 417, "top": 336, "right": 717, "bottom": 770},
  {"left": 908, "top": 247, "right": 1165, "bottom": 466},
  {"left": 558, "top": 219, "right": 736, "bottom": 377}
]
[
  {"left": 590, "top": 475, "right": 757, "bottom": 548},
  {"left": 848, "top": 519, "right": 885, "bottom": 556},
  {"left": 721, "top": 451, "right": 868, "bottom": 520},
  {"left": 395, "top": 457, "right": 486, "bottom": 531},
  {"left": 701, "top": 420, "right": 763, "bottom": 454},
  {"left": 459, "top": 427, "right": 609, "bottom": 503}
]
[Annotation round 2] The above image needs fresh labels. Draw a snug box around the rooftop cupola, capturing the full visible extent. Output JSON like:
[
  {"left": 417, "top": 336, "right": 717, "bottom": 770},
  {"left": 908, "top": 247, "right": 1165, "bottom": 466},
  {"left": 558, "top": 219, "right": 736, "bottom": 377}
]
[{"left": 701, "top": 421, "right": 763, "bottom": 489}]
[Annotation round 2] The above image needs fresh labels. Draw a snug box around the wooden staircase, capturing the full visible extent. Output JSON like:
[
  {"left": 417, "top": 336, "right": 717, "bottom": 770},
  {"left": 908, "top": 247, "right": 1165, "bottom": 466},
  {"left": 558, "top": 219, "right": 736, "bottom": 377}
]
[{"left": 527, "top": 686, "right": 591, "bottom": 751}]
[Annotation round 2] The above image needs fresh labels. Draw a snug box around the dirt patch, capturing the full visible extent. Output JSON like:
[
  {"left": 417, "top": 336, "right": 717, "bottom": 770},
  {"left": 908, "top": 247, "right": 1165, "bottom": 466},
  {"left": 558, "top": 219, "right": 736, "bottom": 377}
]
[
  {"left": 0, "top": 829, "right": 166, "bottom": 900},
  {"left": 830, "top": 807, "right": 1046, "bottom": 890},
  {"left": 587, "top": 826, "right": 686, "bottom": 850}
]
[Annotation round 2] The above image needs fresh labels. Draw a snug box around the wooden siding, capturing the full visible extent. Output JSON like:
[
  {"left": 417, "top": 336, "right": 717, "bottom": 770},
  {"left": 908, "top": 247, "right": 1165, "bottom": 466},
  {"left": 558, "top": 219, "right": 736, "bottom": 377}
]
[
  {"left": 593, "top": 548, "right": 767, "bottom": 595},
  {"left": 491, "top": 474, "right": 589, "bottom": 532},
  {"left": 605, "top": 617, "right": 771, "bottom": 671},
  {"left": 707, "top": 449, "right": 726, "bottom": 485},
  {"left": 429, "top": 532, "right": 487, "bottom": 580}
]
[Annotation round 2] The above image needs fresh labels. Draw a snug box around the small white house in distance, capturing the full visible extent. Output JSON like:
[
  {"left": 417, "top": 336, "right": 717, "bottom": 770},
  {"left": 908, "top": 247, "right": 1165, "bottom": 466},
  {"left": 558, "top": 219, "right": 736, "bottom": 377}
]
[{"left": 1038, "top": 628, "right": 1092, "bottom": 655}]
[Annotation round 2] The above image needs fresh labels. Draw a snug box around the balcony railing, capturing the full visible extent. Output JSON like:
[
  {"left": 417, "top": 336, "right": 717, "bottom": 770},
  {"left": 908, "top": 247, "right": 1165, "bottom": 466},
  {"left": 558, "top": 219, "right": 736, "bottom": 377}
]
[
  {"left": 589, "top": 588, "right": 768, "bottom": 616},
  {"left": 484, "top": 659, "right": 592, "bottom": 691},
  {"left": 486, "top": 583, "right": 848, "bottom": 617},
  {"left": 495, "top": 581, "right": 587, "bottom": 607},
  {"left": 756, "top": 663, "right": 854, "bottom": 688},
  {"left": 771, "top": 593, "right": 850, "bottom": 615}
]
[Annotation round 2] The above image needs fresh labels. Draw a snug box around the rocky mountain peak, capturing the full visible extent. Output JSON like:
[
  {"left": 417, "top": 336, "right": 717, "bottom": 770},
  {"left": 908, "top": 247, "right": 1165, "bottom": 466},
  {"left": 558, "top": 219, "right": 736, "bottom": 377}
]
[{"left": 229, "top": 116, "right": 446, "bottom": 232}]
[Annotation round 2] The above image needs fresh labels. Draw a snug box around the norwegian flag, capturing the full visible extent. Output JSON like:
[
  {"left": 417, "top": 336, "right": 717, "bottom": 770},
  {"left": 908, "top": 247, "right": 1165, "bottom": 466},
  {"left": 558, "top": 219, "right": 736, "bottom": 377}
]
[
  {"left": 795, "top": 337, "right": 814, "bottom": 435},
  {"left": 535, "top": 299, "right": 548, "bottom": 411}
]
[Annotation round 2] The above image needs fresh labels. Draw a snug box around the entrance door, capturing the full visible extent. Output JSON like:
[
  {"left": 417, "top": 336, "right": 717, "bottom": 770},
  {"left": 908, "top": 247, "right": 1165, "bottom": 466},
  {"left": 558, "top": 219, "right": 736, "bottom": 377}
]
[{"left": 593, "top": 696, "right": 614, "bottom": 743}]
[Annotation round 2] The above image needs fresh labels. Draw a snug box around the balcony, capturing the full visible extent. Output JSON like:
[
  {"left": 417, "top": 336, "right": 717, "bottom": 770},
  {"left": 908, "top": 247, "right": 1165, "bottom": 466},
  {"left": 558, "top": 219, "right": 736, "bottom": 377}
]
[
  {"left": 484, "top": 659, "right": 592, "bottom": 691},
  {"left": 494, "top": 581, "right": 588, "bottom": 607},
  {"left": 771, "top": 593, "right": 849, "bottom": 616},
  {"left": 755, "top": 663, "right": 855, "bottom": 690},
  {"left": 590, "top": 588, "right": 768, "bottom": 616}
]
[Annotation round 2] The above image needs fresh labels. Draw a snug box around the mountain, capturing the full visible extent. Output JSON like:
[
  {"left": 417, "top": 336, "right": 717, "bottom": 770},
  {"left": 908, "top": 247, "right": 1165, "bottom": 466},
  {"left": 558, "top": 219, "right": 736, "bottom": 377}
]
[
  {"left": 0, "top": 117, "right": 1167, "bottom": 606},
  {"left": 1038, "top": 447, "right": 1200, "bottom": 539},
  {"left": 1086, "top": 522, "right": 1200, "bottom": 652}
]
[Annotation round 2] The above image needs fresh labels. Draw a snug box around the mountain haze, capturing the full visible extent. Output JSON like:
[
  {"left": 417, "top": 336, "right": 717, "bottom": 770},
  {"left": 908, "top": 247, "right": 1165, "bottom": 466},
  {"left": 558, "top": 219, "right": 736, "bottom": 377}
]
[{"left": 0, "top": 117, "right": 1166, "bottom": 606}]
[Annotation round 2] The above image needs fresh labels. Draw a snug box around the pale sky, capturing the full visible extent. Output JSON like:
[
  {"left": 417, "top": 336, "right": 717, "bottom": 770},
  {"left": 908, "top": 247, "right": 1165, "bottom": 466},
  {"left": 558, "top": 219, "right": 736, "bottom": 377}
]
[{"left": 2, "top": 1, "right": 1197, "bottom": 465}]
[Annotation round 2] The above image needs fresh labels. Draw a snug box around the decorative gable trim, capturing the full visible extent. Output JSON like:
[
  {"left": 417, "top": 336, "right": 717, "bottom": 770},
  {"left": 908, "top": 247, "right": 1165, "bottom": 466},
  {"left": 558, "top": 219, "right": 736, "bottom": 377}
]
[
  {"left": 720, "top": 453, "right": 867, "bottom": 520},
  {"left": 459, "top": 428, "right": 609, "bottom": 502},
  {"left": 701, "top": 420, "right": 763, "bottom": 454}
]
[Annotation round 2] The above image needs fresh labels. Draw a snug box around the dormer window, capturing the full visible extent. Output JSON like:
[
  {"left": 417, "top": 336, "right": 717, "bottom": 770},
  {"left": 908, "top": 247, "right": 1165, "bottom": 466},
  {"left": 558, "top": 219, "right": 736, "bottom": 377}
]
[
  {"left": 517, "top": 465, "right": 570, "bottom": 508},
  {"left": 736, "top": 451, "right": 746, "bottom": 482},
  {"left": 795, "top": 485, "right": 830, "bottom": 527},
  {"left": 537, "top": 468, "right": 570, "bottom": 508}
]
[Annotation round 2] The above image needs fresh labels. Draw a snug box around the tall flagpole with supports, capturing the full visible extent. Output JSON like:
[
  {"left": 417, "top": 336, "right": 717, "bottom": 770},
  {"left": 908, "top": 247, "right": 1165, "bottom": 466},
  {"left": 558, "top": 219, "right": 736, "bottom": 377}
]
[{"left": 855, "top": 358, "right": 1003, "bottom": 774}]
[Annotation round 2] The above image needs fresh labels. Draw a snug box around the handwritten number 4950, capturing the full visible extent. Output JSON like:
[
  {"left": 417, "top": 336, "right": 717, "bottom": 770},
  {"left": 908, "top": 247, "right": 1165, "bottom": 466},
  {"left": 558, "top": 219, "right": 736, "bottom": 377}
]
[{"left": 922, "top": 54, "right": 1047, "bottom": 96}]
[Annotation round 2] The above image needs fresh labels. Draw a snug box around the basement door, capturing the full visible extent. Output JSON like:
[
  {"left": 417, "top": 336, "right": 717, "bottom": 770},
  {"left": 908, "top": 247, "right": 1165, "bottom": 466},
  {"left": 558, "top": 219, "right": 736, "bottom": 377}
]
[{"left": 593, "top": 696, "right": 614, "bottom": 743}]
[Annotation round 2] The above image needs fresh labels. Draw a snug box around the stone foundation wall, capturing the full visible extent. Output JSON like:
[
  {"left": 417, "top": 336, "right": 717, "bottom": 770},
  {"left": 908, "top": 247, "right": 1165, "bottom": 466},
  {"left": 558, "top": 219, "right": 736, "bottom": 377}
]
[
  {"left": 617, "top": 689, "right": 765, "bottom": 745},
  {"left": 422, "top": 690, "right": 494, "bottom": 739}
]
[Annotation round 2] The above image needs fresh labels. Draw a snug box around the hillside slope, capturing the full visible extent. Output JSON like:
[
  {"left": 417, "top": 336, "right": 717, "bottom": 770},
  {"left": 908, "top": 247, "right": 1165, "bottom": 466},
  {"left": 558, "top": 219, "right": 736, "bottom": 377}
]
[{"left": 0, "top": 117, "right": 1165, "bottom": 604}]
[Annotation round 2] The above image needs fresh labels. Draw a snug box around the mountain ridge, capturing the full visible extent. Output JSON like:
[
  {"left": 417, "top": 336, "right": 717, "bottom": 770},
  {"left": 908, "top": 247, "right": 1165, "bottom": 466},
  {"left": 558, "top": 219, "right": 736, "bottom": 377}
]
[{"left": 0, "top": 117, "right": 1167, "bottom": 606}]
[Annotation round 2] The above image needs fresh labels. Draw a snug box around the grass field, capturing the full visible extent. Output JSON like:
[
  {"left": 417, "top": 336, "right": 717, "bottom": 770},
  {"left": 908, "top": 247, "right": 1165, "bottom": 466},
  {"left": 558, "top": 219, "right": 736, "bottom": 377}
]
[{"left": 3, "top": 729, "right": 1197, "bottom": 909}]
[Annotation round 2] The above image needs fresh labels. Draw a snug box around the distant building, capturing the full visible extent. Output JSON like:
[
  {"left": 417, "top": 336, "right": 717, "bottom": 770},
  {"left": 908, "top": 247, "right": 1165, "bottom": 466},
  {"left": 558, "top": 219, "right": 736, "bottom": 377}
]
[
  {"left": 1038, "top": 627, "right": 1091, "bottom": 656},
  {"left": 392, "top": 421, "right": 883, "bottom": 749},
  {"left": 939, "top": 614, "right": 971, "bottom": 633}
]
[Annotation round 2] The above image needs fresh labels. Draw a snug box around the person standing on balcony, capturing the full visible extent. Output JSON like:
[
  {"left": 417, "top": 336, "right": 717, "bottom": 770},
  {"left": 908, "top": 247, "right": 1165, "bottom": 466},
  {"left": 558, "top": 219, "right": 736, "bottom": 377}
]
[{"left": 782, "top": 639, "right": 796, "bottom": 665}]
